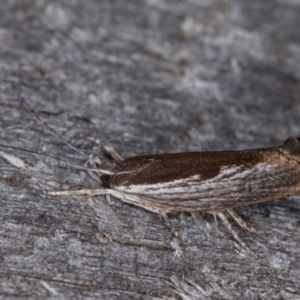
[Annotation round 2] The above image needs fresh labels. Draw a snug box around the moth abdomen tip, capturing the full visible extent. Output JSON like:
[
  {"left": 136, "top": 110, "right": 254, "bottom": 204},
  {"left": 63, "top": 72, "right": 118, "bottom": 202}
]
[{"left": 281, "top": 136, "right": 300, "bottom": 156}]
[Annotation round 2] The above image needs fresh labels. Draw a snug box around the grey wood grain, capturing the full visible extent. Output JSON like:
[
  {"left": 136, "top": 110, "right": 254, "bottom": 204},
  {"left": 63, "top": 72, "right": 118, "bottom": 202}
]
[{"left": 0, "top": 0, "right": 300, "bottom": 299}]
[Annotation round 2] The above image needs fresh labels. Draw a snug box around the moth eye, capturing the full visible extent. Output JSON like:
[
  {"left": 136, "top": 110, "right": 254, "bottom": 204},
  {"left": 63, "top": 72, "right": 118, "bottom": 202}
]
[{"left": 100, "top": 174, "right": 111, "bottom": 186}]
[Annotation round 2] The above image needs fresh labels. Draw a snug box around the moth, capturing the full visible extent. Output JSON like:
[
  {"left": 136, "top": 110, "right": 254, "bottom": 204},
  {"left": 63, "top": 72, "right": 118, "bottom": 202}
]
[
  {"left": 46, "top": 136, "right": 300, "bottom": 258},
  {"left": 3, "top": 100, "right": 298, "bottom": 257}
]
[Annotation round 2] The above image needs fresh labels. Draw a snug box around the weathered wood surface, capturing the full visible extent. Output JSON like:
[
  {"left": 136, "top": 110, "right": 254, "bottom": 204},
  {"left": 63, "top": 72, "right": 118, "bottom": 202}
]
[{"left": 0, "top": 0, "right": 300, "bottom": 299}]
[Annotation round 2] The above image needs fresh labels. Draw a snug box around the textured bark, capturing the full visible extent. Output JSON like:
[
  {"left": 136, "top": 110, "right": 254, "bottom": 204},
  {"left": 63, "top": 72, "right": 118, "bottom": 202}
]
[{"left": 0, "top": 0, "right": 300, "bottom": 299}]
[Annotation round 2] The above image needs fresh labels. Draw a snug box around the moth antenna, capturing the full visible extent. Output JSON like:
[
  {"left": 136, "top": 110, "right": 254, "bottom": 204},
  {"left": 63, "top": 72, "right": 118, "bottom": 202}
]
[
  {"left": 20, "top": 98, "right": 89, "bottom": 158},
  {"left": 0, "top": 144, "right": 87, "bottom": 171}
]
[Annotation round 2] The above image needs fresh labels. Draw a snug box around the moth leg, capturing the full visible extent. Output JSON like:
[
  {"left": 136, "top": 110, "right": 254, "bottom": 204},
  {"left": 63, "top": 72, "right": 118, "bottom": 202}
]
[
  {"left": 86, "top": 169, "right": 102, "bottom": 183},
  {"left": 190, "top": 212, "right": 198, "bottom": 222},
  {"left": 79, "top": 134, "right": 123, "bottom": 161},
  {"left": 45, "top": 188, "right": 125, "bottom": 198},
  {"left": 103, "top": 145, "right": 123, "bottom": 161},
  {"left": 227, "top": 209, "right": 263, "bottom": 235},
  {"left": 217, "top": 212, "right": 258, "bottom": 258},
  {"left": 161, "top": 213, "right": 188, "bottom": 258},
  {"left": 161, "top": 213, "right": 178, "bottom": 236},
  {"left": 213, "top": 213, "right": 219, "bottom": 228},
  {"left": 209, "top": 214, "right": 220, "bottom": 236}
]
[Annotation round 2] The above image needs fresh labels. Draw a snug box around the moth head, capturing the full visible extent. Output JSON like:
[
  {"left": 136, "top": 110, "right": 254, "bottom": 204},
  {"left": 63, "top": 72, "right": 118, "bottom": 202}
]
[
  {"left": 85, "top": 155, "right": 115, "bottom": 185},
  {"left": 100, "top": 174, "right": 111, "bottom": 187}
]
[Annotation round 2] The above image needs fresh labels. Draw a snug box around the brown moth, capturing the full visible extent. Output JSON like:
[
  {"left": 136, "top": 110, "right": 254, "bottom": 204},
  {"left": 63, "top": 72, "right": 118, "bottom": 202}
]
[{"left": 47, "top": 136, "right": 300, "bottom": 258}]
